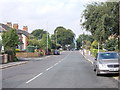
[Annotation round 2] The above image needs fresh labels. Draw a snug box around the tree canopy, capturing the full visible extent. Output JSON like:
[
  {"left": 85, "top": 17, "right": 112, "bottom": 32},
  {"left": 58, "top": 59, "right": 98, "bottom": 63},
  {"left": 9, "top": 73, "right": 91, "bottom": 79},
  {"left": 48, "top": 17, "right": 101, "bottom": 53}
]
[
  {"left": 51, "top": 26, "right": 75, "bottom": 49},
  {"left": 31, "top": 29, "right": 47, "bottom": 40},
  {"left": 2, "top": 29, "right": 19, "bottom": 56},
  {"left": 76, "top": 34, "right": 94, "bottom": 49},
  {"left": 81, "top": 2, "right": 119, "bottom": 43}
]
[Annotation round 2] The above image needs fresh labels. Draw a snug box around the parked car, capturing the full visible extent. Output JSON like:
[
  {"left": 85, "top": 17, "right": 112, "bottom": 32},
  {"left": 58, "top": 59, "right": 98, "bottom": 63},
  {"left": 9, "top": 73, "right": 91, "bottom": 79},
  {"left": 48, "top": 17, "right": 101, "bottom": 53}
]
[
  {"left": 93, "top": 52, "right": 119, "bottom": 76},
  {"left": 53, "top": 50, "right": 60, "bottom": 55}
]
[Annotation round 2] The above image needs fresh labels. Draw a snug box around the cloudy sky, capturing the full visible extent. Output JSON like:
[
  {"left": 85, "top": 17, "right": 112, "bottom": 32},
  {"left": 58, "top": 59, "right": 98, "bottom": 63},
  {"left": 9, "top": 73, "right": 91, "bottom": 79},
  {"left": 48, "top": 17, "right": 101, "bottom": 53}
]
[{"left": 0, "top": 0, "right": 107, "bottom": 38}]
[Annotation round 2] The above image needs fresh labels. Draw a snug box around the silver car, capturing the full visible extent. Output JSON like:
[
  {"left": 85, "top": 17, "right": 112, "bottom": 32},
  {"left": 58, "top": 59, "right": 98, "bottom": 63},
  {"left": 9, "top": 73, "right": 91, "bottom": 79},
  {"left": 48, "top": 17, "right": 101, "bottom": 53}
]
[{"left": 93, "top": 52, "right": 119, "bottom": 76}]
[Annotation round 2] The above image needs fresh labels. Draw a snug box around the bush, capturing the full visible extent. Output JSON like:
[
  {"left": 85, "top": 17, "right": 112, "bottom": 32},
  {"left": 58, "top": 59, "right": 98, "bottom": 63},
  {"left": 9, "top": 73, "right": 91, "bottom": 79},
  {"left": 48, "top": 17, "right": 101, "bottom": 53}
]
[
  {"left": 14, "top": 56, "right": 18, "bottom": 62},
  {"left": 40, "top": 51, "right": 44, "bottom": 56},
  {"left": 16, "top": 49, "right": 20, "bottom": 52},
  {"left": 90, "top": 49, "right": 105, "bottom": 57}
]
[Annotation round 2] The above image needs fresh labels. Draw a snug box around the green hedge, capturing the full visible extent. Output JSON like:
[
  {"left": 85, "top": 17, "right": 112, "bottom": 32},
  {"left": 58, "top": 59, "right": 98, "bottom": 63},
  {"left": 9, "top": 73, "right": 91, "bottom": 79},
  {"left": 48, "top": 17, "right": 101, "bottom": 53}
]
[{"left": 90, "top": 49, "right": 105, "bottom": 57}]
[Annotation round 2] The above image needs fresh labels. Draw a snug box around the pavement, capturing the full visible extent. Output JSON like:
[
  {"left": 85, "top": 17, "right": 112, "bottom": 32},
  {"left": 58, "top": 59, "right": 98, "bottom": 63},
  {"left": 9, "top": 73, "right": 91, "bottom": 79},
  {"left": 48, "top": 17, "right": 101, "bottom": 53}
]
[
  {"left": 0, "top": 52, "right": 67, "bottom": 69},
  {"left": 0, "top": 55, "right": 53, "bottom": 69},
  {"left": 79, "top": 50, "right": 120, "bottom": 83},
  {"left": 0, "top": 51, "right": 65, "bottom": 69},
  {"left": 0, "top": 60, "right": 28, "bottom": 69}
]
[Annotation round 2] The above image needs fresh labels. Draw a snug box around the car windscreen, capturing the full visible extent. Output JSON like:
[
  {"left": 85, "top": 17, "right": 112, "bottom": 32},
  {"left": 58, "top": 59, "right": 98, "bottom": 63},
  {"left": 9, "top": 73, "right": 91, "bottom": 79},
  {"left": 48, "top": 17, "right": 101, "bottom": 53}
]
[{"left": 98, "top": 53, "right": 119, "bottom": 59}]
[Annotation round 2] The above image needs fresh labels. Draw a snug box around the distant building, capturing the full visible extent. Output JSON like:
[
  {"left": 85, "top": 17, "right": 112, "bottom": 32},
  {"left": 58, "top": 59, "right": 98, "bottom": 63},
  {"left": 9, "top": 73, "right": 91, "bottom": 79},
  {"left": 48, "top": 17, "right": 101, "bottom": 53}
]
[{"left": 0, "top": 22, "right": 30, "bottom": 50}]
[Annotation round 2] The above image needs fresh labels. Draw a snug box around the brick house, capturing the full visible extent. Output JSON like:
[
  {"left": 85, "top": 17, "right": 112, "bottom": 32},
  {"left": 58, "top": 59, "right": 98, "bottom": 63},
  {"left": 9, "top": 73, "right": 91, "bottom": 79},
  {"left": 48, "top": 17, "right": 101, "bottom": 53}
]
[{"left": 0, "top": 22, "right": 30, "bottom": 51}]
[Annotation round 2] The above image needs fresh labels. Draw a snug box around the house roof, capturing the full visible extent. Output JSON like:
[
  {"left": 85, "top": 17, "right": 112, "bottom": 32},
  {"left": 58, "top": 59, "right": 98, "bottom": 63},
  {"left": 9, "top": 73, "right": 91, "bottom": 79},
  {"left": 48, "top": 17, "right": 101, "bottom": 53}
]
[{"left": 0, "top": 23, "right": 30, "bottom": 37}]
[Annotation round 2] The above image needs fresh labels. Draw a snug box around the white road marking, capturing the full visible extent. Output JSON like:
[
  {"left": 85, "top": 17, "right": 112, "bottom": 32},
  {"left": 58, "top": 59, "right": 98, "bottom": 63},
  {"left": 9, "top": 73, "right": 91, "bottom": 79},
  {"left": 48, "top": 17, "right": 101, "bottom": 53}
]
[
  {"left": 54, "top": 63, "right": 59, "bottom": 66},
  {"left": 46, "top": 66, "right": 54, "bottom": 71},
  {"left": 26, "top": 73, "right": 43, "bottom": 84},
  {"left": 58, "top": 61, "right": 62, "bottom": 63},
  {"left": 26, "top": 52, "right": 71, "bottom": 84}
]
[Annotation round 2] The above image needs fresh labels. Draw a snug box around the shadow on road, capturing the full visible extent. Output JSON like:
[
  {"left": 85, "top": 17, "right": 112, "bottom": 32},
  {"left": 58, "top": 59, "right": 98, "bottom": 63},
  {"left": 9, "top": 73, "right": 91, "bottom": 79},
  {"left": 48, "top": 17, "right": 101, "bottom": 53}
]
[{"left": 99, "top": 74, "right": 119, "bottom": 77}]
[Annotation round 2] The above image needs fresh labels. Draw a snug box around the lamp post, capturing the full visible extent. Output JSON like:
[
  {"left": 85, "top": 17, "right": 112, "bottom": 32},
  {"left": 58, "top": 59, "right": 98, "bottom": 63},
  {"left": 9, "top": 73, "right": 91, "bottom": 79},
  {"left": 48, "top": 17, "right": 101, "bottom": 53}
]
[
  {"left": 46, "top": 31, "right": 48, "bottom": 55},
  {"left": 46, "top": 22, "right": 48, "bottom": 55},
  {"left": 56, "top": 30, "right": 57, "bottom": 50}
]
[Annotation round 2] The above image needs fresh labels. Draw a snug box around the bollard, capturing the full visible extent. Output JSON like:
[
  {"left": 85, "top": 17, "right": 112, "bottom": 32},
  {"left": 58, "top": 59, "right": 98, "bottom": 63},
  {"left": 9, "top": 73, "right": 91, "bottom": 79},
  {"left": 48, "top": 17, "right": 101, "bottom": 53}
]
[
  {"left": 0, "top": 55, "right": 3, "bottom": 64},
  {"left": 3, "top": 54, "right": 8, "bottom": 64}
]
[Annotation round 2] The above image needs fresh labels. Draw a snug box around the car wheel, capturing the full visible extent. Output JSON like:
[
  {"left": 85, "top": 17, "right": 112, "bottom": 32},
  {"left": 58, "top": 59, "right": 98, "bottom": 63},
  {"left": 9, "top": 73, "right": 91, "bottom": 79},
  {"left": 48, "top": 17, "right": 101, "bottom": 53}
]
[
  {"left": 93, "top": 65, "right": 96, "bottom": 71},
  {"left": 93, "top": 68, "right": 96, "bottom": 71}
]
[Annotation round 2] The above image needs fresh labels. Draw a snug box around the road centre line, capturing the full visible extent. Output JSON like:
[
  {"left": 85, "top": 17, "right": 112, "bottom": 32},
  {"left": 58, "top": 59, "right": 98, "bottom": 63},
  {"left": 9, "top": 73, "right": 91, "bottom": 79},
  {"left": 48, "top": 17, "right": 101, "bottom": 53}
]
[
  {"left": 26, "top": 73, "right": 43, "bottom": 84},
  {"left": 54, "top": 63, "right": 59, "bottom": 66},
  {"left": 46, "top": 66, "right": 54, "bottom": 71},
  {"left": 26, "top": 52, "right": 71, "bottom": 84}
]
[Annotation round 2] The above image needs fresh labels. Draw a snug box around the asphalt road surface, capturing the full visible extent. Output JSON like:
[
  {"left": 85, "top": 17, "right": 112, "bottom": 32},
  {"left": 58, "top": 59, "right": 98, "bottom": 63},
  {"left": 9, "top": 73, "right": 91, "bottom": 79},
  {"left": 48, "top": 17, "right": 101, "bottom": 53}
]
[{"left": 2, "top": 51, "right": 119, "bottom": 88}]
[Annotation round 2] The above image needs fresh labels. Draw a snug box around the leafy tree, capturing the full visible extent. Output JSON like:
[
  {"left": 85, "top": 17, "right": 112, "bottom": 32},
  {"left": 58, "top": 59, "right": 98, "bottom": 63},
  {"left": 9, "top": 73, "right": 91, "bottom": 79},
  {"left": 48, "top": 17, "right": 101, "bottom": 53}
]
[
  {"left": 76, "top": 34, "right": 94, "bottom": 49},
  {"left": 31, "top": 29, "right": 47, "bottom": 39},
  {"left": 76, "top": 37, "right": 82, "bottom": 49},
  {"left": 104, "top": 39, "right": 118, "bottom": 51},
  {"left": 40, "top": 33, "right": 52, "bottom": 50},
  {"left": 91, "top": 40, "right": 98, "bottom": 49},
  {"left": 52, "top": 26, "right": 75, "bottom": 49},
  {"left": 0, "top": 40, "right": 2, "bottom": 53},
  {"left": 2, "top": 29, "right": 19, "bottom": 61},
  {"left": 28, "top": 38, "right": 41, "bottom": 48},
  {"left": 81, "top": 2, "right": 119, "bottom": 44}
]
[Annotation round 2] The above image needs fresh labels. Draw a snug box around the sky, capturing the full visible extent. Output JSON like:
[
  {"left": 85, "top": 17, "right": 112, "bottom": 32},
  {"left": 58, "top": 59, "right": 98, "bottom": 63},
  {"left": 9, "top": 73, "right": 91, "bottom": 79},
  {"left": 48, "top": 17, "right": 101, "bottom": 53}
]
[{"left": 0, "top": 0, "right": 107, "bottom": 38}]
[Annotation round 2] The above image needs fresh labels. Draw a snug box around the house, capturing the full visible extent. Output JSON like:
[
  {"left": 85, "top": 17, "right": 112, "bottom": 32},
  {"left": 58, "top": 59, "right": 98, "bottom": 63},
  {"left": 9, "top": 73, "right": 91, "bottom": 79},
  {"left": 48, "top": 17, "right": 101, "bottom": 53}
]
[{"left": 0, "top": 22, "right": 30, "bottom": 51}]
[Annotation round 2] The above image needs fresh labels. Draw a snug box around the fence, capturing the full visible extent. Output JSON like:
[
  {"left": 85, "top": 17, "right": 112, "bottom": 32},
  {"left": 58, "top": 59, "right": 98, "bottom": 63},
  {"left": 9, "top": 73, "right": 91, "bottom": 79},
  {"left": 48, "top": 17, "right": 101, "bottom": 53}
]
[{"left": 16, "top": 52, "right": 41, "bottom": 58}]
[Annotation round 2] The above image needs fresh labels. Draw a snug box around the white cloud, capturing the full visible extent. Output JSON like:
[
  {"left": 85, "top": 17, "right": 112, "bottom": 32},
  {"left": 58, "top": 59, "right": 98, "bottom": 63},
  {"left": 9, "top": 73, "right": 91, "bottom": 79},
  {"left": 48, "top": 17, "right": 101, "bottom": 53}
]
[{"left": 0, "top": 0, "right": 107, "bottom": 37}]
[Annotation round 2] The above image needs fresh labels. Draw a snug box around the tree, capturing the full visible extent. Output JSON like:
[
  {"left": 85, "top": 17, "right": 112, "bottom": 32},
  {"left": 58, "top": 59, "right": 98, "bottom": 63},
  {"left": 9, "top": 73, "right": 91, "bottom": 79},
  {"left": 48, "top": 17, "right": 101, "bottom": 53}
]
[
  {"left": 2, "top": 29, "right": 19, "bottom": 61},
  {"left": 52, "top": 26, "right": 75, "bottom": 49},
  {"left": 76, "top": 34, "right": 94, "bottom": 49},
  {"left": 104, "top": 39, "right": 118, "bottom": 51},
  {"left": 0, "top": 40, "right": 2, "bottom": 53},
  {"left": 28, "top": 38, "right": 41, "bottom": 48},
  {"left": 31, "top": 29, "right": 47, "bottom": 39},
  {"left": 81, "top": 2, "right": 119, "bottom": 44},
  {"left": 40, "top": 34, "right": 52, "bottom": 50}
]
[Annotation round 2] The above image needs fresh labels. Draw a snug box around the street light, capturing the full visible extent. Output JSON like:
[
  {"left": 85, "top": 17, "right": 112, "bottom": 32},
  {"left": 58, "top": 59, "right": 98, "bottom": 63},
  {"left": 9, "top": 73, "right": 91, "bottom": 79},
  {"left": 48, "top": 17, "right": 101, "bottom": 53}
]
[
  {"left": 56, "top": 30, "right": 57, "bottom": 49},
  {"left": 46, "top": 31, "right": 48, "bottom": 55}
]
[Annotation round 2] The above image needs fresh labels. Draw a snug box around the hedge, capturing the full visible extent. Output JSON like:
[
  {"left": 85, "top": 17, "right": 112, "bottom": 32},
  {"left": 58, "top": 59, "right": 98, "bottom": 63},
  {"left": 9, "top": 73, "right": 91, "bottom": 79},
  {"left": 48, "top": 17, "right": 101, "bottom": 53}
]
[{"left": 90, "top": 49, "right": 105, "bottom": 57}]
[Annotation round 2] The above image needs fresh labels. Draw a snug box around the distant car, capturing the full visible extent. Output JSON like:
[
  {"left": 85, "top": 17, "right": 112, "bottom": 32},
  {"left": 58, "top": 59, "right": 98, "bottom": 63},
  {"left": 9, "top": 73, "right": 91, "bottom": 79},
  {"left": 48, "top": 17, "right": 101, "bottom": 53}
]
[
  {"left": 93, "top": 52, "right": 119, "bottom": 76},
  {"left": 53, "top": 50, "right": 60, "bottom": 55}
]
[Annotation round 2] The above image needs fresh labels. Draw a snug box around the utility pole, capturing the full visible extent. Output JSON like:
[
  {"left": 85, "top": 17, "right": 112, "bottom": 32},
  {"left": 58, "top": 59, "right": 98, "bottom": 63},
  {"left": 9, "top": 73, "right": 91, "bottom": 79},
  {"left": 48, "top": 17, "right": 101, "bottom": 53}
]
[
  {"left": 56, "top": 30, "right": 57, "bottom": 50},
  {"left": 118, "top": 1, "right": 120, "bottom": 83},
  {"left": 83, "top": 32, "right": 85, "bottom": 55},
  {"left": 46, "top": 22, "right": 48, "bottom": 55},
  {"left": 47, "top": 31, "right": 48, "bottom": 55}
]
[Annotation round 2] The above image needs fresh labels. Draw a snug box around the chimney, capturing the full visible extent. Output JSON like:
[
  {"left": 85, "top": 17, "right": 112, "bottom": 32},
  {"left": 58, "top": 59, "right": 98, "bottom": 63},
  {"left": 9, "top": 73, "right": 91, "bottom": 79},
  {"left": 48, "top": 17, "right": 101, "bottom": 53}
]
[
  {"left": 6, "top": 22, "right": 12, "bottom": 27},
  {"left": 13, "top": 24, "right": 19, "bottom": 30},
  {"left": 23, "top": 26, "right": 28, "bottom": 32}
]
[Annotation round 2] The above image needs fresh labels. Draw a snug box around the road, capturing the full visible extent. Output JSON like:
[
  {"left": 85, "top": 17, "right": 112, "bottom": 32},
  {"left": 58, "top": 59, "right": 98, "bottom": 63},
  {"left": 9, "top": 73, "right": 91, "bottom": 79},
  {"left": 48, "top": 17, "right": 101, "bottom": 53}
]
[{"left": 2, "top": 51, "right": 119, "bottom": 88}]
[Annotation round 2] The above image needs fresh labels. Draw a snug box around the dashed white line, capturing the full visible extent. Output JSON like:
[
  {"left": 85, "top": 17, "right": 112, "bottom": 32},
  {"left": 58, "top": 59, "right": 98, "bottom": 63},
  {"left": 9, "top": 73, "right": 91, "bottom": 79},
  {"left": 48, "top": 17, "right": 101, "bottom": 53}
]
[
  {"left": 54, "top": 63, "right": 59, "bottom": 66},
  {"left": 46, "top": 66, "right": 54, "bottom": 71},
  {"left": 58, "top": 61, "right": 62, "bottom": 63},
  {"left": 26, "top": 73, "right": 43, "bottom": 84},
  {"left": 26, "top": 52, "right": 71, "bottom": 84}
]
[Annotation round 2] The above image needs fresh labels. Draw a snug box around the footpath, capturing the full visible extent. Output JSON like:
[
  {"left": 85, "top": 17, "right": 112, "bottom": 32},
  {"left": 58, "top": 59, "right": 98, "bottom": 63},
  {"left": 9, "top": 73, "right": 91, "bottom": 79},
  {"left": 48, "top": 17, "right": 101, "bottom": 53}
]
[
  {"left": 79, "top": 50, "right": 119, "bottom": 83},
  {"left": 0, "top": 51, "right": 65, "bottom": 69},
  {"left": 0, "top": 59, "right": 28, "bottom": 69},
  {"left": 0, "top": 56, "right": 50, "bottom": 69}
]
